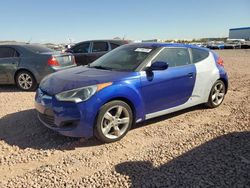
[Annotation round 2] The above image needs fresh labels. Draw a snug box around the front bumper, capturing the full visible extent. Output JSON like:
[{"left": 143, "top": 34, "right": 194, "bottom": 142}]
[{"left": 35, "top": 88, "right": 98, "bottom": 138}]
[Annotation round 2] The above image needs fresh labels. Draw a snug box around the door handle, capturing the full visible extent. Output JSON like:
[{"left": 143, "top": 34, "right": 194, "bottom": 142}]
[{"left": 187, "top": 73, "right": 193, "bottom": 78}]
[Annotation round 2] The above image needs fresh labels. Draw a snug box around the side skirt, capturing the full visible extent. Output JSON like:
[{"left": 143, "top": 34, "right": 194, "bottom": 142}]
[{"left": 145, "top": 99, "right": 202, "bottom": 120}]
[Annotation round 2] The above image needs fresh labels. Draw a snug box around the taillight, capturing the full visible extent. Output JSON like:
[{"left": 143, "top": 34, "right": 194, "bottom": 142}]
[
  {"left": 48, "top": 57, "right": 59, "bottom": 66},
  {"left": 217, "top": 57, "right": 224, "bottom": 67}
]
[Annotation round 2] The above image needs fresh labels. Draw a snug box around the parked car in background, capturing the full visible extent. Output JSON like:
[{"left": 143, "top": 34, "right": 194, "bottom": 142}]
[
  {"left": 190, "top": 43, "right": 203, "bottom": 47},
  {"left": 0, "top": 43, "right": 76, "bottom": 91},
  {"left": 207, "top": 41, "right": 225, "bottom": 50},
  {"left": 66, "top": 40, "right": 130, "bottom": 65},
  {"left": 241, "top": 42, "right": 250, "bottom": 49},
  {"left": 224, "top": 40, "right": 241, "bottom": 49},
  {"left": 35, "top": 43, "right": 228, "bottom": 143},
  {"left": 224, "top": 42, "right": 241, "bottom": 49}
]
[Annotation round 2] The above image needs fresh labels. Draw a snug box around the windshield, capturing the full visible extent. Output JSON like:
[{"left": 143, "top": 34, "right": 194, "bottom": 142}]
[
  {"left": 89, "top": 45, "right": 156, "bottom": 71},
  {"left": 23, "top": 45, "right": 55, "bottom": 53}
]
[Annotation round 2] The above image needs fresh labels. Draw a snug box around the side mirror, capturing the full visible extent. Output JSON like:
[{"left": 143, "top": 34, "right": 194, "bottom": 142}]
[{"left": 149, "top": 61, "right": 168, "bottom": 71}]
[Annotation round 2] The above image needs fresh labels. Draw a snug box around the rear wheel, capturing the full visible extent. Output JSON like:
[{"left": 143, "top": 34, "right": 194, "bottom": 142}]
[
  {"left": 16, "top": 71, "right": 37, "bottom": 91},
  {"left": 95, "top": 100, "right": 133, "bottom": 143},
  {"left": 206, "top": 80, "right": 226, "bottom": 108}
]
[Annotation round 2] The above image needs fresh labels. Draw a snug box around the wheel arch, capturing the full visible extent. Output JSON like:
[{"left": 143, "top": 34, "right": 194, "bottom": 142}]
[
  {"left": 218, "top": 78, "right": 228, "bottom": 94},
  {"left": 105, "top": 97, "right": 137, "bottom": 124},
  {"left": 92, "top": 96, "right": 138, "bottom": 142},
  {"left": 14, "top": 68, "right": 37, "bottom": 83}
]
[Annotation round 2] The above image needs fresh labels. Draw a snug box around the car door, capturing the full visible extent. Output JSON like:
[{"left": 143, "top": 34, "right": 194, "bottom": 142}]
[
  {"left": 141, "top": 47, "right": 196, "bottom": 115},
  {"left": 0, "top": 47, "right": 20, "bottom": 84},
  {"left": 71, "top": 42, "right": 91, "bottom": 65},
  {"left": 89, "top": 41, "right": 109, "bottom": 63}
]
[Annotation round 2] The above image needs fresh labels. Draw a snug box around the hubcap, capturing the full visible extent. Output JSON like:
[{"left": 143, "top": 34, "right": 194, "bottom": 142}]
[
  {"left": 211, "top": 82, "right": 225, "bottom": 106},
  {"left": 18, "top": 73, "right": 33, "bottom": 90},
  {"left": 101, "top": 105, "right": 130, "bottom": 139}
]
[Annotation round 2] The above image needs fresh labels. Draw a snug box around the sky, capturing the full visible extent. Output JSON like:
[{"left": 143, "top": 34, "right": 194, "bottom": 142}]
[{"left": 0, "top": 0, "right": 249, "bottom": 43}]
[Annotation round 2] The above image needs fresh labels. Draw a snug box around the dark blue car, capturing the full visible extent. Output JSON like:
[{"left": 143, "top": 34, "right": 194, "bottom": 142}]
[{"left": 35, "top": 43, "right": 228, "bottom": 143}]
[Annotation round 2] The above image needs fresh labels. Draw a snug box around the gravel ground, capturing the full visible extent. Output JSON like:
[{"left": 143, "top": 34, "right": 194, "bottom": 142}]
[{"left": 0, "top": 49, "right": 249, "bottom": 187}]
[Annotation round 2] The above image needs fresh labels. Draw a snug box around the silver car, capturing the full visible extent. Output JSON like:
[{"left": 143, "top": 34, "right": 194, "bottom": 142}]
[{"left": 0, "top": 43, "right": 76, "bottom": 91}]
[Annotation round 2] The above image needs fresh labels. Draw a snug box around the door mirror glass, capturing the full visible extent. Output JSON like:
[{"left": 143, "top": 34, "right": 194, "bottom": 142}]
[{"left": 150, "top": 61, "right": 168, "bottom": 71}]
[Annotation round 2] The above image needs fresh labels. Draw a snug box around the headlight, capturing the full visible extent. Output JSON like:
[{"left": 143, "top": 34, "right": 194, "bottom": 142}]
[
  {"left": 55, "top": 82, "right": 112, "bottom": 103},
  {"left": 56, "top": 85, "right": 97, "bottom": 103}
]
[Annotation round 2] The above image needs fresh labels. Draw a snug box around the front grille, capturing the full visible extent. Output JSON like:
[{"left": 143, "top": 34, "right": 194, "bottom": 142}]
[{"left": 38, "top": 112, "right": 57, "bottom": 128}]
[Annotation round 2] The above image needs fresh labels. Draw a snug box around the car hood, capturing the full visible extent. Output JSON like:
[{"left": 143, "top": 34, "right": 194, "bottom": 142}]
[{"left": 40, "top": 66, "right": 138, "bottom": 95}]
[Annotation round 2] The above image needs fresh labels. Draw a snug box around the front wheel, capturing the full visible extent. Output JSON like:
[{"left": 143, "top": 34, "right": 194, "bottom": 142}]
[
  {"left": 95, "top": 100, "right": 133, "bottom": 143},
  {"left": 206, "top": 80, "right": 226, "bottom": 108}
]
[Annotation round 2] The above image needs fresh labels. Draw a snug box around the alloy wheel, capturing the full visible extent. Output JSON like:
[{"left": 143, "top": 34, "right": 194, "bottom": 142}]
[
  {"left": 211, "top": 82, "right": 225, "bottom": 106},
  {"left": 18, "top": 73, "right": 33, "bottom": 90},
  {"left": 101, "top": 105, "right": 130, "bottom": 140}
]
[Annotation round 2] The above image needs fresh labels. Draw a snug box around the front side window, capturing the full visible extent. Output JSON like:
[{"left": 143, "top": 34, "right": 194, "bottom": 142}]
[
  {"left": 191, "top": 48, "right": 209, "bottom": 63},
  {"left": 0, "top": 47, "right": 17, "bottom": 58},
  {"left": 90, "top": 46, "right": 156, "bottom": 71},
  {"left": 92, "top": 42, "right": 109, "bottom": 52},
  {"left": 153, "top": 48, "right": 191, "bottom": 67},
  {"left": 72, "top": 43, "right": 90, "bottom": 53}
]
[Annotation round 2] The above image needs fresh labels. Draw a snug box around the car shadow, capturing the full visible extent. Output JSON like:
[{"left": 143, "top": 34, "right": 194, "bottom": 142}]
[
  {"left": 133, "top": 104, "right": 205, "bottom": 130},
  {"left": 0, "top": 85, "right": 23, "bottom": 92},
  {"left": 0, "top": 109, "right": 102, "bottom": 150},
  {"left": 115, "top": 132, "right": 250, "bottom": 187},
  {"left": 0, "top": 105, "right": 208, "bottom": 151}
]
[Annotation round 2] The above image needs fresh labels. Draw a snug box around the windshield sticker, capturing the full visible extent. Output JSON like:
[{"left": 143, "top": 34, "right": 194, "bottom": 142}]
[{"left": 135, "top": 48, "right": 152, "bottom": 53}]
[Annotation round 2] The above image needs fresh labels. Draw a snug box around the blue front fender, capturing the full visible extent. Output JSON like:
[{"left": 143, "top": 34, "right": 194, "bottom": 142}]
[
  {"left": 96, "top": 80, "right": 145, "bottom": 123},
  {"left": 74, "top": 79, "right": 145, "bottom": 138}
]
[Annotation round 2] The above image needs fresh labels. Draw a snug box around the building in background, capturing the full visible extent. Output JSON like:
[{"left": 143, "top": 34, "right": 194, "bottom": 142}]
[{"left": 229, "top": 27, "right": 250, "bottom": 40}]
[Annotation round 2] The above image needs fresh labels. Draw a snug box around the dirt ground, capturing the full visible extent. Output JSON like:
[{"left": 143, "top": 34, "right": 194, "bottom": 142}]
[{"left": 0, "top": 50, "right": 249, "bottom": 187}]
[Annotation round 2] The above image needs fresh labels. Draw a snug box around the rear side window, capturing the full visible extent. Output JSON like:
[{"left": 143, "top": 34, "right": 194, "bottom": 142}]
[
  {"left": 110, "top": 43, "right": 120, "bottom": 50},
  {"left": 92, "top": 42, "right": 109, "bottom": 52},
  {"left": 72, "top": 43, "right": 90, "bottom": 53},
  {"left": 191, "top": 48, "right": 209, "bottom": 63},
  {"left": 0, "top": 47, "right": 18, "bottom": 58},
  {"left": 153, "top": 48, "right": 191, "bottom": 67}
]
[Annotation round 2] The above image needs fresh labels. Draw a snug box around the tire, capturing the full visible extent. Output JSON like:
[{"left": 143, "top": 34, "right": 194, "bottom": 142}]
[
  {"left": 15, "top": 70, "right": 37, "bottom": 91},
  {"left": 206, "top": 80, "right": 226, "bottom": 108},
  {"left": 95, "top": 100, "right": 133, "bottom": 143}
]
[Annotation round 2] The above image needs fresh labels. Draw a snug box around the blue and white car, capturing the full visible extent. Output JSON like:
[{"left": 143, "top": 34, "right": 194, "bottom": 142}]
[{"left": 35, "top": 43, "right": 228, "bottom": 143}]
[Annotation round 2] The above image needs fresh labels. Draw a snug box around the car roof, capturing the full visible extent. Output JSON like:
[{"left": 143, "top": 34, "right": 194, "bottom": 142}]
[
  {"left": 75, "top": 39, "right": 130, "bottom": 45},
  {"left": 81, "top": 39, "right": 129, "bottom": 42},
  {"left": 128, "top": 42, "right": 210, "bottom": 51},
  {"left": 0, "top": 43, "right": 45, "bottom": 48},
  {"left": 0, "top": 42, "right": 24, "bottom": 47}
]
